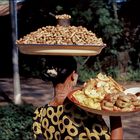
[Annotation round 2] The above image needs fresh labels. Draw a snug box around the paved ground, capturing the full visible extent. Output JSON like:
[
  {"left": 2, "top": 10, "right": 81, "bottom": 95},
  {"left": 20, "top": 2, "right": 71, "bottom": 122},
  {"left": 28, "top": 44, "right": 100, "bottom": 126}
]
[
  {"left": 0, "top": 77, "right": 140, "bottom": 140},
  {"left": 0, "top": 77, "right": 54, "bottom": 106}
]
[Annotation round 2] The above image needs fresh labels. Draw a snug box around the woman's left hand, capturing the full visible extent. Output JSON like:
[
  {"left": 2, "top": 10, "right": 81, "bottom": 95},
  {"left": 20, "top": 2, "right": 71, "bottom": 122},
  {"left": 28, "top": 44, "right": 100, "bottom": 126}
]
[{"left": 110, "top": 116, "right": 123, "bottom": 140}]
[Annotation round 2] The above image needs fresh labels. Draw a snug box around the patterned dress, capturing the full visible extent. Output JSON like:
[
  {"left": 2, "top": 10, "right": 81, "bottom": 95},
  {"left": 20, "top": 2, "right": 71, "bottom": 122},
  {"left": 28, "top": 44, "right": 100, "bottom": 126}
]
[{"left": 32, "top": 98, "right": 110, "bottom": 140}]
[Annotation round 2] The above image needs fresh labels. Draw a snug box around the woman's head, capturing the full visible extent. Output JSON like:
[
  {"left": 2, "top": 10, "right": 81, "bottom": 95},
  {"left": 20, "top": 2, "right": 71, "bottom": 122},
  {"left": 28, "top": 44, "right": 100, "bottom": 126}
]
[{"left": 41, "top": 56, "right": 77, "bottom": 86}]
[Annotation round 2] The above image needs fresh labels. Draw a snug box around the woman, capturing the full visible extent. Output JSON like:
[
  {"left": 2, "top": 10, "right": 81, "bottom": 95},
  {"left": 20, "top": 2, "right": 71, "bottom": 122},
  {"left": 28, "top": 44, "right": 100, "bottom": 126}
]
[{"left": 32, "top": 56, "right": 123, "bottom": 140}]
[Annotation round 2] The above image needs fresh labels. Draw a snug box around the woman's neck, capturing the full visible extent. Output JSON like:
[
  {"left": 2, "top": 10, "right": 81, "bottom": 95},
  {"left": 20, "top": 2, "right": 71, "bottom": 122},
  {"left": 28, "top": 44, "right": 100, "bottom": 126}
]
[{"left": 49, "top": 96, "right": 65, "bottom": 106}]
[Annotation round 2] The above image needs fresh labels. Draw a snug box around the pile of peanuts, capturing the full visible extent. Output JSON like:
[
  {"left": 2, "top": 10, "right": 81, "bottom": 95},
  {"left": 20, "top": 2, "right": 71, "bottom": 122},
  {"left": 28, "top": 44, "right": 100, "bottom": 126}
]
[
  {"left": 55, "top": 14, "right": 71, "bottom": 19},
  {"left": 17, "top": 25, "right": 103, "bottom": 45}
]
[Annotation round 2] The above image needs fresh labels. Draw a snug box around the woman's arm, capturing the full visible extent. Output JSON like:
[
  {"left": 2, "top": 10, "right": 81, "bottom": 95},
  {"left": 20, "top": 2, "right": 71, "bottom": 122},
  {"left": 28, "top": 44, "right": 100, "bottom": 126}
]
[{"left": 110, "top": 116, "right": 123, "bottom": 140}]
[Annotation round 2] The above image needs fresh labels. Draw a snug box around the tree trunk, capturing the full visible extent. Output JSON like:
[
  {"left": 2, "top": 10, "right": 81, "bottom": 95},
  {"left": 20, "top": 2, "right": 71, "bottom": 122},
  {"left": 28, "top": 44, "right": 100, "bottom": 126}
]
[{"left": 112, "top": 0, "right": 118, "bottom": 20}]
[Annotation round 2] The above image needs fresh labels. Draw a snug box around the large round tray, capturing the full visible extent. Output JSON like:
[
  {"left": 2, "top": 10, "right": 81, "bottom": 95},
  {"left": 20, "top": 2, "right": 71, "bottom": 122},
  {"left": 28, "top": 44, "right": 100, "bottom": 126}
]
[
  {"left": 68, "top": 89, "right": 140, "bottom": 116},
  {"left": 17, "top": 44, "right": 106, "bottom": 56}
]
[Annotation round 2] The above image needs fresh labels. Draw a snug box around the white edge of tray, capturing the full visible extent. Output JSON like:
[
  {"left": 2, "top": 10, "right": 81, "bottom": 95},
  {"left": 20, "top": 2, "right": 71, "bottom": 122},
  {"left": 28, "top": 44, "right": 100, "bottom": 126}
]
[
  {"left": 16, "top": 44, "right": 106, "bottom": 56},
  {"left": 124, "top": 87, "right": 140, "bottom": 94}
]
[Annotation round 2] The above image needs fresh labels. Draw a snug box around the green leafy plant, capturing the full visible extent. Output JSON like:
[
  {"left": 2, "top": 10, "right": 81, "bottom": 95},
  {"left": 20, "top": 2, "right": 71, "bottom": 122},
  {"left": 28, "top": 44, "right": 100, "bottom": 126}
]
[
  {"left": 0, "top": 104, "right": 35, "bottom": 140},
  {"left": 116, "top": 67, "right": 140, "bottom": 81}
]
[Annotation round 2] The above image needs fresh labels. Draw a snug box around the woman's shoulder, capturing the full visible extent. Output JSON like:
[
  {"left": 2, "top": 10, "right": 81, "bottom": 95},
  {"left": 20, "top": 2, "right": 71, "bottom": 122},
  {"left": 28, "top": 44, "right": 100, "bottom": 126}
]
[
  {"left": 33, "top": 98, "right": 104, "bottom": 121},
  {"left": 33, "top": 103, "right": 64, "bottom": 115}
]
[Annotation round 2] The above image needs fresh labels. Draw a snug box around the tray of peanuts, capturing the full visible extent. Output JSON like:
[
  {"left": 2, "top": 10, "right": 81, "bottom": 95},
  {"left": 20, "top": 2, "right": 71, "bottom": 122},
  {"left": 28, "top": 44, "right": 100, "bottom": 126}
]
[
  {"left": 68, "top": 73, "right": 140, "bottom": 116},
  {"left": 16, "top": 14, "right": 106, "bottom": 56}
]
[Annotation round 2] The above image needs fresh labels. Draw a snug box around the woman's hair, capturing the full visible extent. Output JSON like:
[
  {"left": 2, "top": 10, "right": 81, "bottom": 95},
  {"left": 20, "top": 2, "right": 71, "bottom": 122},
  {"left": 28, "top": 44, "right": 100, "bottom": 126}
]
[{"left": 41, "top": 56, "right": 77, "bottom": 86}]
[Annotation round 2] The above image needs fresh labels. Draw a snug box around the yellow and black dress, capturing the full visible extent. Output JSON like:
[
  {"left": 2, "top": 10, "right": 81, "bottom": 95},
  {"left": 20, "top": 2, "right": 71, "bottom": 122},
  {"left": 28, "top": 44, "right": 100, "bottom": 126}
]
[{"left": 32, "top": 98, "right": 110, "bottom": 140}]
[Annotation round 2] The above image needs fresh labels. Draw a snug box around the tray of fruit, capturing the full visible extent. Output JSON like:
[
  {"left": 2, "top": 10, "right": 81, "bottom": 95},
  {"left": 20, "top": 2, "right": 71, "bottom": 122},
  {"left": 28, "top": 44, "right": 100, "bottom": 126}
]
[{"left": 68, "top": 73, "right": 140, "bottom": 116}]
